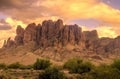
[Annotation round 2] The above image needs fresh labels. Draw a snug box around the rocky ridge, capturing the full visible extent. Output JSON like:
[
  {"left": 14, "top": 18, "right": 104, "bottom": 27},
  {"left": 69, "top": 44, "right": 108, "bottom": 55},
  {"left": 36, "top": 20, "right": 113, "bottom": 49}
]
[
  {"left": 1, "top": 19, "right": 120, "bottom": 64},
  {"left": 3, "top": 19, "right": 120, "bottom": 54},
  {"left": 3, "top": 19, "right": 86, "bottom": 50}
]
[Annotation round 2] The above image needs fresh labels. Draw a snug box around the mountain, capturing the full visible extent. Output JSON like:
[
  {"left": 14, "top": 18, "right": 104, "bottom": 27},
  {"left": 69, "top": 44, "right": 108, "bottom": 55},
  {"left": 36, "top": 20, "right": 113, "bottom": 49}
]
[{"left": 0, "top": 19, "right": 120, "bottom": 65}]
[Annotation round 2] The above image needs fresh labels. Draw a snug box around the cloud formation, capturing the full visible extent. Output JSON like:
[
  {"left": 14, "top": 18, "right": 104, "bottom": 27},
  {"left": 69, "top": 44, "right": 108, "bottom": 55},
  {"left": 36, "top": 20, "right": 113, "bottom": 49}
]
[
  {"left": 0, "top": 0, "right": 120, "bottom": 47},
  {"left": 0, "top": 0, "right": 120, "bottom": 25},
  {"left": 40, "top": 0, "right": 120, "bottom": 25},
  {"left": 0, "top": 19, "right": 12, "bottom": 30}
]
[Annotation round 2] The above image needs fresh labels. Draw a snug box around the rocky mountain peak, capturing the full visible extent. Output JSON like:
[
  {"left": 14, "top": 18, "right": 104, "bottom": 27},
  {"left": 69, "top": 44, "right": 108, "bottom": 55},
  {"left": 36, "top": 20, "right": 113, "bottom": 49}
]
[
  {"left": 3, "top": 19, "right": 86, "bottom": 50},
  {"left": 3, "top": 19, "right": 120, "bottom": 55}
]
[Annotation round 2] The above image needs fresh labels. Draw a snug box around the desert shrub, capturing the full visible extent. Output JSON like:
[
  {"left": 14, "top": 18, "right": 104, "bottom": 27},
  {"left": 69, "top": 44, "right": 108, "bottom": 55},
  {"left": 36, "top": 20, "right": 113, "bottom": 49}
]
[
  {"left": 19, "top": 65, "right": 33, "bottom": 69},
  {"left": 33, "top": 58, "right": 51, "bottom": 70},
  {"left": 0, "top": 63, "right": 7, "bottom": 69},
  {"left": 51, "top": 64, "right": 64, "bottom": 70},
  {"left": 64, "top": 58, "right": 93, "bottom": 74},
  {"left": 64, "top": 58, "right": 83, "bottom": 73},
  {"left": 89, "top": 64, "right": 120, "bottom": 79},
  {"left": 111, "top": 59, "right": 120, "bottom": 70},
  {"left": 8, "top": 62, "right": 23, "bottom": 69},
  {"left": 38, "top": 67, "right": 66, "bottom": 79},
  {"left": 77, "top": 62, "right": 94, "bottom": 74}
]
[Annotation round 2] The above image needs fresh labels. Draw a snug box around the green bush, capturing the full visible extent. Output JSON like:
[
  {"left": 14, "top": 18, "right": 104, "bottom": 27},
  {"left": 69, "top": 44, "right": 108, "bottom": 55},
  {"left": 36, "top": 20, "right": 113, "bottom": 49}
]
[
  {"left": 0, "top": 63, "right": 7, "bottom": 69},
  {"left": 38, "top": 67, "right": 66, "bottom": 79},
  {"left": 88, "top": 64, "right": 120, "bottom": 79},
  {"left": 8, "top": 62, "right": 23, "bottom": 69},
  {"left": 33, "top": 58, "right": 51, "bottom": 70},
  {"left": 77, "top": 62, "right": 94, "bottom": 74},
  {"left": 64, "top": 58, "right": 83, "bottom": 73},
  {"left": 111, "top": 59, "right": 120, "bottom": 70},
  {"left": 64, "top": 58, "right": 93, "bottom": 74}
]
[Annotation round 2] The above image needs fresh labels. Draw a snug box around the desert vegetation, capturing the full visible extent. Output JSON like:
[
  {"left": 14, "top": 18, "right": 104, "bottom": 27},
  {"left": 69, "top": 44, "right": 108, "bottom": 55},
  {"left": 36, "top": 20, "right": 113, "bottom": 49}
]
[
  {"left": 33, "top": 58, "right": 51, "bottom": 70},
  {"left": 0, "top": 58, "right": 120, "bottom": 79}
]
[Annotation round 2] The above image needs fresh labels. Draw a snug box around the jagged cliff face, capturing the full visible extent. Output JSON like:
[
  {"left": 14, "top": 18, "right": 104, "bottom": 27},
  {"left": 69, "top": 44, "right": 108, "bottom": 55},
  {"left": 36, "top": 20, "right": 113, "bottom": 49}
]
[
  {"left": 23, "top": 23, "right": 37, "bottom": 44},
  {"left": 2, "top": 19, "right": 120, "bottom": 54},
  {"left": 2, "top": 19, "right": 120, "bottom": 65},
  {"left": 3, "top": 19, "right": 86, "bottom": 50},
  {"left": 105, "top": 36, "right": 120, "bottom": 53},
  {"left": 37, "top": 20, "right": 85, "bottom": 48},
  {"left": 84, "top": 30, "right": 98, "bottom": 41},
  {"left": 84, "top": 30, "right": 99, "bottom": 50},
  {"left": 15, "top": 25, "right": 24, "bottom": 45}
]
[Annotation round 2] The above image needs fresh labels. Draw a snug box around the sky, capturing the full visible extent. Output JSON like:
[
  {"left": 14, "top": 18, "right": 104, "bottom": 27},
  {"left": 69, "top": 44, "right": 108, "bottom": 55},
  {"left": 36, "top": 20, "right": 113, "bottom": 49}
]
[{"left": 0, "top": 0, "right": 120, "bottom": 47}]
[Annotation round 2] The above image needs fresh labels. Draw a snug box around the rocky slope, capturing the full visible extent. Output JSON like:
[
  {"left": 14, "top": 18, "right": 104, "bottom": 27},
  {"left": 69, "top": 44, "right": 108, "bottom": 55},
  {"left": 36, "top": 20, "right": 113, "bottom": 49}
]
[{"left": 1, "top": 19, "right": 120, "bottom": 65}]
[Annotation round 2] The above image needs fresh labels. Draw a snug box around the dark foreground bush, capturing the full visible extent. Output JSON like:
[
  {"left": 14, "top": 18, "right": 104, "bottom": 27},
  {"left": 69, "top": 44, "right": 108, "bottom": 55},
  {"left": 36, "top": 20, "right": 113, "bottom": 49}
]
[
  {"left": 64, "top": 58, "right": 83, "bottom": 73},
  {"left": 87, "top": 64, "right": 120, "bottom": 79},
  {"left": 0, "top": 63, "right": 7, "bottom": 69},
  {"left": 77, "top": 62, "right": 94, "bottom": 74},
  {"left": 111, "top": 59, "right": 120, "bottom": 70},
  {"left": 64, "top": 58, "right": 94, "bottom": 74},
  {"left": 38, "top": 67, "right": 66, "bottom": 79},
  {"left": 8, "top": 62, "right": 23, "bottom": 69},
  {"left": 33, "top": 58, "right": 51, "bottom": 70}
]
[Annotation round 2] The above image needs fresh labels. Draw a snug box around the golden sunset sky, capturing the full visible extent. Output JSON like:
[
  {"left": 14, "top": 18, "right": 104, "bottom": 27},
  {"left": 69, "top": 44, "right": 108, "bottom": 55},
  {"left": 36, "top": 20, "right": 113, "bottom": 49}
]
[{"left": 0, "top": 0, "right": 120, "bottom": 47}]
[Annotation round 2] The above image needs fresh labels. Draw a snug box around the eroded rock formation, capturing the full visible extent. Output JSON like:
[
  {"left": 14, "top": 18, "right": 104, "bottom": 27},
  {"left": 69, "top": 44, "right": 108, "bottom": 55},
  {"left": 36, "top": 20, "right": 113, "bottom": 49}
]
[
  {"left": 2, "top": 19, "right": 120, "bottom": 54},
  {"left": 3, "top": 37, "right": 15, "bottom": 48},
  {"left": 15, "top": 25, "right": 24, "bottom": 45},
  {"left": 84, "top": 30, "right": 98, "bottom": 50},
  {"left": 23, "top": 23, "right": 37, "bottom": 44},
  {"left": 35, "top": 20, "right": 85, "bottom": 48}
]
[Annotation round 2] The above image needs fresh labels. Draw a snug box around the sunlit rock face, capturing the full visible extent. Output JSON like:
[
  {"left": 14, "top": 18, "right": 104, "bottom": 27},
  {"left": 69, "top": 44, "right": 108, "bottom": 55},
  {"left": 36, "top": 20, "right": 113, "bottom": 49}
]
[
  {"left": 84, "top": 30, "right": 98, "bottom": 41},
  {"left": 105, "top": 36, "right": 120, "bottom": 53},
  {"left": 3, "top": 19, "right": 86, "bottom": 50},
  {"left": 15, "top": 25, "right": 24, "bottom": 45},
  {"left": 93, "top": 37, "right": 114, "bottom": 53},
  {"left": 3, "top": 19, "right": 120, "bottom": 54},
  {"left": 23, "top": 23, "right": 37, "bottom": 44},
  {"left": 35, "top": 19, "right": 85, "bottom": 49},
  {"left": 83, "top": 30, "right": 99, "bottom": 50}
]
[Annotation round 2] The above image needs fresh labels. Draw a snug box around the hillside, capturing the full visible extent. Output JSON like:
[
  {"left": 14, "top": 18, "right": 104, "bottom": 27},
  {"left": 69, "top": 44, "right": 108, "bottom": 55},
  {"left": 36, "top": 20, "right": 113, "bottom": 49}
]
[{"left": 0, "top": 19, "right": 120, "bottom": 65}]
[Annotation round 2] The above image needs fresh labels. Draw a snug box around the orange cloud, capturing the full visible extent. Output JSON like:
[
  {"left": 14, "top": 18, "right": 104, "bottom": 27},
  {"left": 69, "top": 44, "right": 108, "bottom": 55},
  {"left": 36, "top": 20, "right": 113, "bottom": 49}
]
[
  {"left": 38, "top": 0, "right": 120, "bottom": 38},
  {"left": 96, "top": 26, "right": 118, "bottom": 38},
  {"left": 1, "top": 0, "right": 120, "bottom": 26},
  {"left": 28, "top": 16, "right": 60, "bottom": 24},
  {"left": 40, "top": 0, "right": 120, "bottom": 25},
  {"left": 81, "top": 25, "right": 118, "bottom": 38},
  {"left": 6, "top": 18, "right": 26, "bottom": 29}
]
